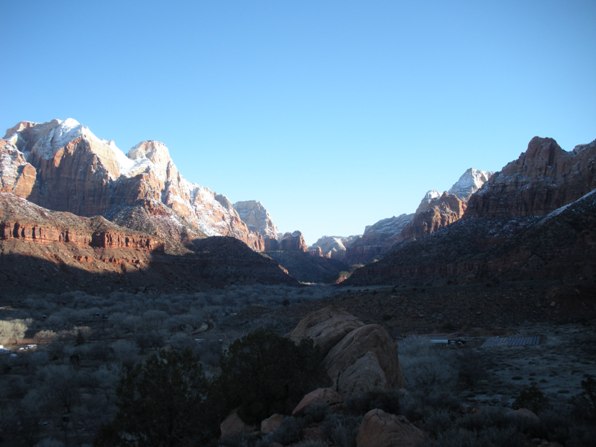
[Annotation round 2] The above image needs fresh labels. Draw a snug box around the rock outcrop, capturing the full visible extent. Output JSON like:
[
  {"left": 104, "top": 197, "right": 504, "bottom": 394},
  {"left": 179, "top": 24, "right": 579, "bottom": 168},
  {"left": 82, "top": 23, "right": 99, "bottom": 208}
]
[
  {"left": 396, "top": 192, "right": 466, "bottom": 242},
  {"left": 234, "top": 200, "right": 278, "bottom": 240},
  {"left": 467, "top": 137, "right": 596, "bottom": 218},
  {"left": 291, "top": 307, "right": 403, "bottom": 396},
  {"left": 324, "top": 324, "right": 403, "bottom": 395},
  {"left": 310, "top": 235, "right": 359, "bottom": 260},
  {"left": 289, "top": 307, "right": 363, "bottom": 354},
  {"left": 3, "top": 119, "right": 264, "bottom": 251},
  {"left": 346, "top": 169, "right": 492, "bottom": 265},
  {"left": 356, "top": 409, "right": 426, "bottom": 447},
  {"left": 279, "top": 231, "right": 308, "bottom": 252}
]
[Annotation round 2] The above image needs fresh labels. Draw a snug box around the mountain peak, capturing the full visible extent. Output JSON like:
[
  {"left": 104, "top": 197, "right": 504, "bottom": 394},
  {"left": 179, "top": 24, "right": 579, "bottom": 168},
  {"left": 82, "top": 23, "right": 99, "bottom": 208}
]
[
  {"left": 5, "top": 118, "right": 88, "bottom": 161},
  {"left": 448, "top": 168, "right": 493, "bottom": 200}
]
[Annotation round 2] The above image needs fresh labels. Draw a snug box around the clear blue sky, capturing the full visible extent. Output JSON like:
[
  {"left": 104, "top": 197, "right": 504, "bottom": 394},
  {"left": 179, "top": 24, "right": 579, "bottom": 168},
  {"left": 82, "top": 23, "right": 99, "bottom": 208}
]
[{"left": 2, "top": 1, "right": 595, "bottom": 244}]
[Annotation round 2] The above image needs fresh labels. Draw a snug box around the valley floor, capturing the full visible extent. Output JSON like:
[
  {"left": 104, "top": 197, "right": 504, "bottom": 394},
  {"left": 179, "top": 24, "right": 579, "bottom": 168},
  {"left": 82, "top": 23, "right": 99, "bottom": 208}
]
[{"left": 0, "top": 281, "right": 594, "bottom": 446}]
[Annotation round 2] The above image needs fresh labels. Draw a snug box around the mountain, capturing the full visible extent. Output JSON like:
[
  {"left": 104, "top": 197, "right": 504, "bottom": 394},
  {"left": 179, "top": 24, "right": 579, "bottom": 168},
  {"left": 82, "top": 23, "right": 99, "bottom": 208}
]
[
  {"left": 309, "top": 235, "right": 359, "bottom": 260},
  {"left": 344, "top": 214, "right": 414, "bottom": 264},
  {"left": 2, "top": 119, "right": 263, "bottom": 252},
  {"left": 346, "top": 137, "right": 596, "bottom": 288},
  {"left": 0, "top": 192, "right": 296, "bottom": 295},
  {"left": 345, "top": 168, "right": 492, "bottom": 264}
]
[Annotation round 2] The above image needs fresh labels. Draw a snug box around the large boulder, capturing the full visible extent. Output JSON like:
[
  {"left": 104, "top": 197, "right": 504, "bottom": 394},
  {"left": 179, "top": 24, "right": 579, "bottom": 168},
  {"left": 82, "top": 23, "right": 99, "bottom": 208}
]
[
  {"left": 289, "top": 306, "right": 364, "bottom": 355},
  {"left": 291, "top": 308, "right": 403, "bottom": 397},
  {"left": 292, "top": 387, "right": 343, "bottom": 416},
  {"left": 324, "top": 324, "right": 404, "bottom": 395},
  {"left": 219, "top": 411, "right": 255, "bottom": 442},
  {"left": 356, "top": 409, "right": 426, "bottom": 447}
]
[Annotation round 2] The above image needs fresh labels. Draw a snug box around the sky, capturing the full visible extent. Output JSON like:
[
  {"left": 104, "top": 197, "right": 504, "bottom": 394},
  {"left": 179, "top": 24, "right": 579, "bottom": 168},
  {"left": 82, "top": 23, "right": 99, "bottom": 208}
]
[{"left": 1, "top": 0, "right": 595, "bottom": 244}]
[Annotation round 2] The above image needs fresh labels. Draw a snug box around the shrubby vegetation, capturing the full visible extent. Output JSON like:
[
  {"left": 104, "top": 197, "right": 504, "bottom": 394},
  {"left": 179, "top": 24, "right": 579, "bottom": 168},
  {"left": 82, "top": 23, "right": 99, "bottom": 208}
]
[
  {"left": 0, "top": 286, "right": 334, "bottom": 446},
  {"left": 1, "top": 287, "right": 595, "bottom": 446}
]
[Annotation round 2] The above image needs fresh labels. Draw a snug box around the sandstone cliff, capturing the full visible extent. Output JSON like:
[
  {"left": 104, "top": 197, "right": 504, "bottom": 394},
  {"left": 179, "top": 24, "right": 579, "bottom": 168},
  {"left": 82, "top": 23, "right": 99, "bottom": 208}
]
[
  {"left": 3, "top": 119, "right": 263, "bottom": 251},
  {"left": 0, "top": 192, "right": 296, "bottom": 295},
  {"left": 467, "top": 137, "right": 596, "bottom": 218},
  {"left": 233, "top": 200, "right": 278, "bottom": 240},
  {"left": 0, "top": 140, "right": 37, "bottom": 198}
]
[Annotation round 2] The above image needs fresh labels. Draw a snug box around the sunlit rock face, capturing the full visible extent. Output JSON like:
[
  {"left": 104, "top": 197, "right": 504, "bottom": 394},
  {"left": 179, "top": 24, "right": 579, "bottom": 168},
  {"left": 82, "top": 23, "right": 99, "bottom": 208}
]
[
  {"left": 467, "top": 137, "right": 596, "bottom": 218},
  {"left": 3, "top": 119, "right": 264, "bottom": 251},
  {"left": 310, "top": 235, "right": 359, "bottom": 260},
  {"left": 233, "top": 200, "right": 278, "bottom": 250}
]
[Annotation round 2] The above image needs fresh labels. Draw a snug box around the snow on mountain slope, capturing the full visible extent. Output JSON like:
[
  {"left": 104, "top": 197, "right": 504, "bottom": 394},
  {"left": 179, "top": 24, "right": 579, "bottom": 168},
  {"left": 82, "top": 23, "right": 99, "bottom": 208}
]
[
  {"left": 2, "top": 119, "right": 263, "bottom": 250},
  {"left": 448, "top": 168, "right": 493, "bottom": 200}
]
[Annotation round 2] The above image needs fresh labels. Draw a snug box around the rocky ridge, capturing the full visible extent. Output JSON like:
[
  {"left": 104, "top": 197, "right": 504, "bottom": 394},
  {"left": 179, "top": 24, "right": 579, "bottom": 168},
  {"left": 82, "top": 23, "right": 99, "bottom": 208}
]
[
  {"left": 0, "top": 192, "right": 296, "bottom": 295},
  {"left": 347, "top": 137, "right": 596, "bottom": 287},
  {"left": 345, "top": 168, "right": 492, "bottom": 265}
]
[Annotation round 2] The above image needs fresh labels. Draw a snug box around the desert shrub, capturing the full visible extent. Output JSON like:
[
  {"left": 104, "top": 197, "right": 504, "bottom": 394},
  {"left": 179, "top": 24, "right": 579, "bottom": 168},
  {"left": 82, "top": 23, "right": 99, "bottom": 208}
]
[
  {"left": 134, "top": 330, "right": 163, "bottom": 352},
  {"left": 33, "top": 329, "right": 58, "bottom": 343},
  {"left": 513, "top": 384, "right": 549, "bottom": 414},
  {"left": 574, "top": 375, "right": 596, "bottom": 422},
  {"left": 429, "top": 425, "right": 524, "bottom": 447},
  {"left": 216, "top": 329, "right": 328, "bottom": 425},
  {"left": 266, "top": 416, "right": 305, "bottom": 445},
  {"left": 302, "top": 402, "right": 329, "bottom": 423},
  {"left": 34, "top": 437, "right": 65, "bottom": 447},
  {"left": 110, "top": 339, "right": 139, "bottom": 367},
  {"left": 291, "top": 441, "right": 327, "bottom": 447},
  {"left": 95, "top": 348, "right": 216, "bottom": 446},
  {"left": 167, "top": 332, "right": 196, "bottom": 351},
  {"left": 455, "top": 349, "right": 487, "bottom": 389},
  {"left": 423, "top": 408, "right": 454, "bottom": 437},
  {"left": 0, "top": 318, "right": 31, "bottom": 344}
]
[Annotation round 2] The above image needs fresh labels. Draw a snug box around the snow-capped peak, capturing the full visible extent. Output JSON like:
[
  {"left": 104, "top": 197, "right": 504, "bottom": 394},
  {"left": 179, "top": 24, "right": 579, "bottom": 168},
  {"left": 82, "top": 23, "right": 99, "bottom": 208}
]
[
  {"left": 448, "top": 168, "right": 493, "bottom": 200},
  {"left": 128, "top": 140, "right": 175, "bottom": 183},
  {"left": 28, "top": 118, "right": 86, "bottom": 160}
]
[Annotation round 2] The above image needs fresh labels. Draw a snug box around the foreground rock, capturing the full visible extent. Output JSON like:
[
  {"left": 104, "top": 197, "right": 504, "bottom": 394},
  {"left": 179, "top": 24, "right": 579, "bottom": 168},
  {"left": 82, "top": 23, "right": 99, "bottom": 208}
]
[
  {"left": 292, "top": 387, "right": 343, "bottom": 416},
  {"left": 356, "top": 409, "right": 426, "bottom": 447},
  {"left": 324, "top": 324, "right": 403, "bottom": 395},
  {"left": 291, "top": 307, "right": 403, "bottom": 396}
]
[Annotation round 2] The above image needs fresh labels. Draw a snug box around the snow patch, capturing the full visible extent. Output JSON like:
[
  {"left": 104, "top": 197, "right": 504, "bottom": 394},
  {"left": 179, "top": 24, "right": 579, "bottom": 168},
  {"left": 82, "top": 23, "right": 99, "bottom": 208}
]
[
  {"left": 448, "top": 168, "right": 493, "bottom": 200},
  {"left": 539, "top": 189, "right": 596, "bottom": 224}
]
